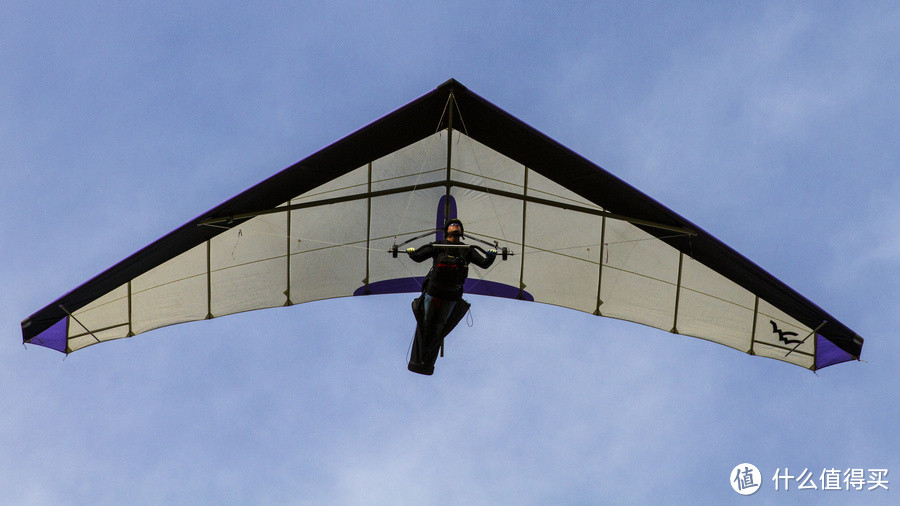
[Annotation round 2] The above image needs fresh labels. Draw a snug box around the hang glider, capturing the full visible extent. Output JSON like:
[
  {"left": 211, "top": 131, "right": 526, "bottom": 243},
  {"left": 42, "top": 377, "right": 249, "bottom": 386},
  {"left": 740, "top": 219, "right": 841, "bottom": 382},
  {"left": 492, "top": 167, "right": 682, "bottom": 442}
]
[{"left": 21, "top": 79, "right": 863, "bottom": 370}]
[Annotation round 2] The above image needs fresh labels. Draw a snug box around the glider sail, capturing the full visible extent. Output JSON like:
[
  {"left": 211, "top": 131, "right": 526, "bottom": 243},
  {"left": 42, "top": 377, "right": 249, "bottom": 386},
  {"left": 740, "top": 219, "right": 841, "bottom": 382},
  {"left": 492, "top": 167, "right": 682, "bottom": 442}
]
[{"left": 21, "top": 79, "right": 863, "bottom": 370}]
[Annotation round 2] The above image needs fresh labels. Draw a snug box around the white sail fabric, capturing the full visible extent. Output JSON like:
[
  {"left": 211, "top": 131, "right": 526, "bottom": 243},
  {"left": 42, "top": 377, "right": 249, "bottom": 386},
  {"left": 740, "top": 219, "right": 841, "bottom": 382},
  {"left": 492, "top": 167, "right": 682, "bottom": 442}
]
[{"left": 60, "top": 131, "right": 816, "bottom": 368}]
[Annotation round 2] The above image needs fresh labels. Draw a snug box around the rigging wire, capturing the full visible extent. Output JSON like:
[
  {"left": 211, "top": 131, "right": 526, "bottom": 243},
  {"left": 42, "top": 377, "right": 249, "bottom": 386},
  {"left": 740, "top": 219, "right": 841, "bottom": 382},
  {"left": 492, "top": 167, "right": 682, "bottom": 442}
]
[
  {"left": 392, "top": 95, "right": 453, "bottom": 242},
  {"left": 452, "top": 101, "right": 510, "bottom": 244},
  {"left": 213, "top": 218, "right": 692, "bottom": 274}
]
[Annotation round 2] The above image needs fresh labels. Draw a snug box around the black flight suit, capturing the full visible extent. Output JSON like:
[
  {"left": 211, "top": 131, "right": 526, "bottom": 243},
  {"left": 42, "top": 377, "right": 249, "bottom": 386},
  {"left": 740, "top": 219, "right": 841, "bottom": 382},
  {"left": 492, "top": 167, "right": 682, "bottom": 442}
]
[{"left": 406, "top": 240, "right": 495, "bottom": 374}]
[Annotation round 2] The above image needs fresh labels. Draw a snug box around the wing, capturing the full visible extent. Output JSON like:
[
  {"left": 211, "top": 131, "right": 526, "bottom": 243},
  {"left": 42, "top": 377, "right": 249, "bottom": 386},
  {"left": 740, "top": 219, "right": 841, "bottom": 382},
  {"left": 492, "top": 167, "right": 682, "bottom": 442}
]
[{"left": 21, "top": 79, "right": 863, "bottom": 370}]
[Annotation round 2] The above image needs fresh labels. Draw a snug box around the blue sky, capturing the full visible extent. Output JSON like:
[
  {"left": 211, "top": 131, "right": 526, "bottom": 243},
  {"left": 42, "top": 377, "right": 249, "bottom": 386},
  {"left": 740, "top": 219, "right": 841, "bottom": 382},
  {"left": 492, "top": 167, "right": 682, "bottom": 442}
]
[{"left": 3, "top": 1, "right": 898, "bottom": 504}]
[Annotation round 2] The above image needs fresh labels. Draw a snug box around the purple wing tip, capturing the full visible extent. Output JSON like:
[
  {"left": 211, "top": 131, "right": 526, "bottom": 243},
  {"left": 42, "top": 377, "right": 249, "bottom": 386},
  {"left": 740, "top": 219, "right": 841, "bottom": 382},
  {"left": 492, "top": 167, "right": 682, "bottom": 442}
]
[
  {"left": 25, "top": 317, "right": 68, "bottom": 352},
  {"left": 815, "top": 334, "right": 856, "bottom": 369}
]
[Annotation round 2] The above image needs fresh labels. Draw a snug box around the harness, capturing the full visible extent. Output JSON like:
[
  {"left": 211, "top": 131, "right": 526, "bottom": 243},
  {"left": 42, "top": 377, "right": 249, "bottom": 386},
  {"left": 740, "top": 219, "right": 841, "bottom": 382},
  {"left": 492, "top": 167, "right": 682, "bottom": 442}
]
[{"left": 427, "top": 248, "right": 469, "bottom": 297}]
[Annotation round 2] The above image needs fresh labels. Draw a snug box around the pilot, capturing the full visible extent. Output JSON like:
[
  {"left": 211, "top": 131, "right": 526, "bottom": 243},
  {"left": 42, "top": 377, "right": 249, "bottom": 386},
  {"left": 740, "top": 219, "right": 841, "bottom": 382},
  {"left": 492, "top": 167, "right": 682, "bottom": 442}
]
[{"left": 405, "top": 219, "right": 496, "bottom": 374}]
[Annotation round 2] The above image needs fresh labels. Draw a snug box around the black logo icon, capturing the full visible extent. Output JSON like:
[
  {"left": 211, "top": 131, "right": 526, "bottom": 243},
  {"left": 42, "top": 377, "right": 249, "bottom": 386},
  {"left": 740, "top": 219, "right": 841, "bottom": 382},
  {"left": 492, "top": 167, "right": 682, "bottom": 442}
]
[{"left": 771, "top": 320, "right": 802, "bottom": 345}]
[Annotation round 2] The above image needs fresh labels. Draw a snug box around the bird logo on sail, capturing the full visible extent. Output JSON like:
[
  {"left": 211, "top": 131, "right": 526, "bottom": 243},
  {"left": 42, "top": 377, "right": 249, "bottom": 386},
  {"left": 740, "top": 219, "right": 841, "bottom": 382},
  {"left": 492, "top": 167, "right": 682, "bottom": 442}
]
[{"left": 771, "top": 320, "right": 802, "bottom": 345}]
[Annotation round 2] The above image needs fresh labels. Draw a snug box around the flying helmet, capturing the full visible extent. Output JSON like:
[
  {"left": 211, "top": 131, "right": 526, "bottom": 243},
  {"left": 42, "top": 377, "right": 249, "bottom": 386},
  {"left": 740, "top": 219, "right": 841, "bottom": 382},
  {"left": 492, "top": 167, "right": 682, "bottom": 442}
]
[{"left": 444, "top": 218, "right": 464, "bottom": 238}]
